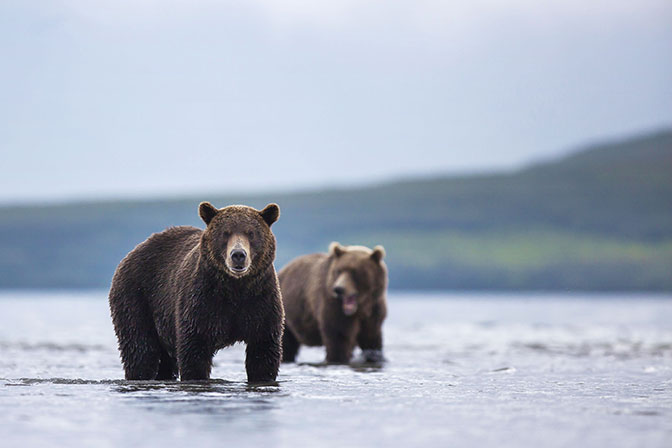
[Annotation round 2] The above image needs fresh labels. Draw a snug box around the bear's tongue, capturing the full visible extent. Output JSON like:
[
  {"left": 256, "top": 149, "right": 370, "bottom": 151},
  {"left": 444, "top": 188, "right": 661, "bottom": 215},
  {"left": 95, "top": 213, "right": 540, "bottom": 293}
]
[{"left": 342, "top": 294, "right": 357, "bottom": 316}]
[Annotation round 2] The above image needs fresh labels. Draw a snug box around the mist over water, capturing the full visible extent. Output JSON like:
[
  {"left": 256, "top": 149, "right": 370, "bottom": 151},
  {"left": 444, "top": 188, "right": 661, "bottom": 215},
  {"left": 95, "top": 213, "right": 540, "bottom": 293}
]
[{"left": 1, "top": 291, "right": 671, "bottom": 447}]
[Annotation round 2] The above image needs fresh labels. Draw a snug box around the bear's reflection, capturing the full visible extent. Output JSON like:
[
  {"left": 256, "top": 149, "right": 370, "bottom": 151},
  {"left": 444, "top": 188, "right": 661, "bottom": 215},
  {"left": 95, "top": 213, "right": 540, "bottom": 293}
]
[
  {"left": 112, "top": 379, "right": 283, "bottom": 416},
  {"left": 297, "top": 360, "right": 385, "bottom": 373}
]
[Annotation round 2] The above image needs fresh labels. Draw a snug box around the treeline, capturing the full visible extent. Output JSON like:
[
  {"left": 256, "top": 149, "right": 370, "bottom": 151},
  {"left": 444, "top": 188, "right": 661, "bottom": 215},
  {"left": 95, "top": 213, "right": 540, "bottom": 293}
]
[{"left": 0, "top": 129, "right": 670, "bottom": 291}]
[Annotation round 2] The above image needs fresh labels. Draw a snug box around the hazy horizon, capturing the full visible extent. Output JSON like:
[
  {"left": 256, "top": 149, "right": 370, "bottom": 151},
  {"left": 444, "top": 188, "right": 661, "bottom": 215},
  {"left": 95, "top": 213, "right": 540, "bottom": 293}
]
[
  {"left": 0, "top": 125, "right": 669, "bottom": 207},
  {"left": 2, "top": 0, "right": 671, "bottom": 204}
]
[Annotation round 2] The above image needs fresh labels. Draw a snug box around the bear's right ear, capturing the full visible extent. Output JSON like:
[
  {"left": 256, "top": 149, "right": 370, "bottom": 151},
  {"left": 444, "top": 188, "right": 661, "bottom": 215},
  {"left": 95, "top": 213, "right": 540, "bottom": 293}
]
[
  {"left": 329, "top": 242, "right": 345, "bottom": 257},
  {"left": 199, "top": 202, "right": 219, "bottom": 225}
]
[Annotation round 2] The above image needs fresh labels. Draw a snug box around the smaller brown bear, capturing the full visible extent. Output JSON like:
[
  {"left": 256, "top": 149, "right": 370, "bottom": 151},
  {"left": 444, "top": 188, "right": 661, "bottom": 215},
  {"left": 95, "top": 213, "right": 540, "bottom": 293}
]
[
  {"left": 279, "top": 242, "right": 388, "bottom": 364},
  {"left": 108, "top": 202, "right": 284, "bottom": 383}
]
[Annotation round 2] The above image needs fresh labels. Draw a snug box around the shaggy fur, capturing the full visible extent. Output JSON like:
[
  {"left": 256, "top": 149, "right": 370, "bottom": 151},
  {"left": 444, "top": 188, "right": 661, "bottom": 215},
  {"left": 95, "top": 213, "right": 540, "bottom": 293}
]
[
  {"left": 279, "top": 242, "right": 388, "bottom": 364},
  {"left": 108, "top": 202, "right": 284, "bottom": 382}
]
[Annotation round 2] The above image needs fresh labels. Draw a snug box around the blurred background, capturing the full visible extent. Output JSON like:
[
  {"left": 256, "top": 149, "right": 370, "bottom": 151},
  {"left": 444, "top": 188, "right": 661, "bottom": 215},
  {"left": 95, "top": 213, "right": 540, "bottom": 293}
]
[{"left": 1, "top": 0, "right": 671, "bottom": 291}]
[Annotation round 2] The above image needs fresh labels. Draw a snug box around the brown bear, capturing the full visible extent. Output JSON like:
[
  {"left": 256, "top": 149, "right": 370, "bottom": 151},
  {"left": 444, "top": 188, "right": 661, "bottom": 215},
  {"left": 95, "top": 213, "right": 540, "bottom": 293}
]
[
  {"left": 108, "top": 202, "right": 284, "bottom": 383},
  {"left": 279, "top": 242, "right": 388, "bottom": 364}
]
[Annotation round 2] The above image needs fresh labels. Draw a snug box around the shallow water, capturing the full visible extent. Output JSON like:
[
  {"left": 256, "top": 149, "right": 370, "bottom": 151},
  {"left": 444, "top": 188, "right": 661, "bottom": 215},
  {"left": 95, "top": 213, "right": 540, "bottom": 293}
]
[{"left": 1, "top": 291, "right": 671, "bottom": 448}]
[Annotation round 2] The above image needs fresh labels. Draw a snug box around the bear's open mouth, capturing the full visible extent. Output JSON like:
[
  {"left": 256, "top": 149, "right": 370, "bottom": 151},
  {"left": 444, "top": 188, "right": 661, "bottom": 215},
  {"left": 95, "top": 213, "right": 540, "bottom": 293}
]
[{"left": 342, "top": 294, "right": 358, "bottom": 316}]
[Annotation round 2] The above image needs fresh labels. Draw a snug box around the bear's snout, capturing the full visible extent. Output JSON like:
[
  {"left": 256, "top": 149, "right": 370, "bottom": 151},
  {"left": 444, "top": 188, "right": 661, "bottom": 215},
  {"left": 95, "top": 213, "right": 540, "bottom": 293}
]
[
  {"left": 225, "top": 233, "right": 252, "bottom": 276},
  {"left": 231, "top": 249, "right": 247, "bottom": 266},
  {"left": 332, "top": 272, "right": 356, "bottom": 297},
  {"left": 332, "top": 272, "right": 359, "bottom": 315}
]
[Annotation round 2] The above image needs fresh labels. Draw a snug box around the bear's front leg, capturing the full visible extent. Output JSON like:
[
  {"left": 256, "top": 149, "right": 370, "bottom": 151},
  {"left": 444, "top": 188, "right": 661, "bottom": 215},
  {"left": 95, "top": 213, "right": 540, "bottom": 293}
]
[
  {"left": 177, "top": 331, "right": 213, "bottom": 381},
  {"left": 324, "top": 340, "right": 351, "bottom": 364},
  {"left": 357, "top": 319, "right": 385, "bottom": 363},
  {"left": 245, "top": 333, "right": 282, "bottom": 383},
  {"left": 322, "top": 321, "right": 359, "bottom": 364}
]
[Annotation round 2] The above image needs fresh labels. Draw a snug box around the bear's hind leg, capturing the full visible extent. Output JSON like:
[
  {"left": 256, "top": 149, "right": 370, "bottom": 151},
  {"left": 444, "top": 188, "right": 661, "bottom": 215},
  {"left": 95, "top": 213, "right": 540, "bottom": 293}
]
[
  {"left": 110, "top": 290, "right": 162, "bottom": 380},
  {"left": 156, "top": 350, "right": 178, "bottom": 380},
  {"left": 282, "top": 325, "right": 300, "bottom": 363},
  {"left": 118, "top": 334, "right": 162, "bottom": 380}
]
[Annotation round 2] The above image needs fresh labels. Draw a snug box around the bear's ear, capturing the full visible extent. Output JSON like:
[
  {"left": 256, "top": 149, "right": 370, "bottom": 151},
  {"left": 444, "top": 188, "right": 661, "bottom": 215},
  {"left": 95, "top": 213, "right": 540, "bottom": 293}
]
[
  {"left": 199, "top": 202, "right": 219, "bottom": 225},
  {"left": 371, "top": 245, "right": 385, "bottom": 263},
  {"left": 259, "top": 203, "right": 280, "bottom": 227},
  {"left": 329, "top": 242, "right": 345, "bottom": 257}
]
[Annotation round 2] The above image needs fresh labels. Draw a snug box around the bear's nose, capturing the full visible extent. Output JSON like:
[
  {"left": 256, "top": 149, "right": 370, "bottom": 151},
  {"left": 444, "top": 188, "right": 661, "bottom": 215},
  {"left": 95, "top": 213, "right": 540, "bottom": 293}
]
[
  {"left": 230, "top": 249, "right": 247, "bottom": 266},
  {"left": 333, "top": 286, "right": 345, "bottom": 296}
]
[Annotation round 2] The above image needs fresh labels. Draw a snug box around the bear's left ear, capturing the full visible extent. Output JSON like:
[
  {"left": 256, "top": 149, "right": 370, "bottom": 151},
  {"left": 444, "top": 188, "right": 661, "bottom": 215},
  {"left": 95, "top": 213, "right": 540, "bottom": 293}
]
[
  {"left": 371, "top": 245, "right": 385, "bottom": 263},
  {"left": 199, "top": 202, "right": 219, "bottom": 225},
  {"left": 259, "top": 203, "right": 280, "bottom": 227}
]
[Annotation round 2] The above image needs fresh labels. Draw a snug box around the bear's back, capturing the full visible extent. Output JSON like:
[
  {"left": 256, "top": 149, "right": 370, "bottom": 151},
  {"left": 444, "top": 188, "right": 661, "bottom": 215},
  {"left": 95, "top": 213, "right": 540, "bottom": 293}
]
[
  {"left": 114, "top": 226, "right": 202, "bottom": 292},
  {"left": 278, "top": 253, "right": 328, "bottom": 299},
  {"left": 278, "top": 252, "right": 330, "bottom": 337}
]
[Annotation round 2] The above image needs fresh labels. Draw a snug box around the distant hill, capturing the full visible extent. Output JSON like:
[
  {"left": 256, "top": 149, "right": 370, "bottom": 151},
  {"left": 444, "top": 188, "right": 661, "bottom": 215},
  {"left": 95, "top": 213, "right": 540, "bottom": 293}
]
[{"left": 1, "top": 129, "right": 670, "bottom": 291}]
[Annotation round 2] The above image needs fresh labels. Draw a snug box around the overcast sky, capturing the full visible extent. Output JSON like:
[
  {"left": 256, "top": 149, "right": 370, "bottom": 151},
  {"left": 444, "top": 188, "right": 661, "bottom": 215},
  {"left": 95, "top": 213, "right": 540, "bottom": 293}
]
[{"left": 1, "top": 0, "right": 671, "bottom": 203}]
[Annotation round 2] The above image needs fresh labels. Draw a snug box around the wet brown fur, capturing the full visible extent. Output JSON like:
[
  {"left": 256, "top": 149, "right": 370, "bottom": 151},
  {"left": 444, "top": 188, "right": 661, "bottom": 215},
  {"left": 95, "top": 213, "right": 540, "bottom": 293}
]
[
  {"left": 108, "top": 202, "right": 284, "bottom": 382},
  {"left": 279, "top": 243, "right": 387, "bottom": 364}
]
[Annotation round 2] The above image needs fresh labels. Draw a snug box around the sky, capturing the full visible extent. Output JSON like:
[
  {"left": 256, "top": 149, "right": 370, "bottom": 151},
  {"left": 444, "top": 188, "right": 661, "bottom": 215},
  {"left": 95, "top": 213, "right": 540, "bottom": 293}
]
[{"left": 1, "top": 0, "right": 671, "bottom": 203}]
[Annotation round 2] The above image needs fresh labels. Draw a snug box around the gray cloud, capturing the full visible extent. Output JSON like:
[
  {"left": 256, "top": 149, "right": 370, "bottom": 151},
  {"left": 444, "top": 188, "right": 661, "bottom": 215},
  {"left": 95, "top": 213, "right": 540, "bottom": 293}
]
[{"left": 1, "top": 0, "right": 671, "bottom": 203}]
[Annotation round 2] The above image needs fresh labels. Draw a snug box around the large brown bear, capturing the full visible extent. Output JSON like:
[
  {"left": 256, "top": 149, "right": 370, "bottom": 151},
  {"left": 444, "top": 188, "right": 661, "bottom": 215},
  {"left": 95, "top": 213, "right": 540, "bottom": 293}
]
[
  {"left": 108, "top": 202, "right": 284, "bottom": 383},
  {"left": 279, "top": 242, "right": 388, "bottom": 364}
]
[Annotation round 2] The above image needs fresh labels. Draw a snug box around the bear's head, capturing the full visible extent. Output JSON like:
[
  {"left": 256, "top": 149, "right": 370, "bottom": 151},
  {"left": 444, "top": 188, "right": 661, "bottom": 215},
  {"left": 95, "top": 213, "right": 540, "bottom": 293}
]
[
  {"left": 326, "top": 242, "right": 387, "bottom": 316},
  {"left": 198, "top": 202, "right": 280, "bottom": 279}
]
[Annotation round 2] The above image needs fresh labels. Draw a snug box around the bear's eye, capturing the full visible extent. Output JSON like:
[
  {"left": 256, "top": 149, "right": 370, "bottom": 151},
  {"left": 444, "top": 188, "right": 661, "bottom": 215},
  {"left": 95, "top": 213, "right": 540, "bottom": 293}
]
[{"left": 246, "top": 230, "right": 255, "bottom": 240}]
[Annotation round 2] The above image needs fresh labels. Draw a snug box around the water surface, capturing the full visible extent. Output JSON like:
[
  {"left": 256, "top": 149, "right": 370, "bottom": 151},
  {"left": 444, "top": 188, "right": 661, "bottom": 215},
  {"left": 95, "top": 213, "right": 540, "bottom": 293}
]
[{"left": 1, "top": 291, "right": 671, "bottom": 447}]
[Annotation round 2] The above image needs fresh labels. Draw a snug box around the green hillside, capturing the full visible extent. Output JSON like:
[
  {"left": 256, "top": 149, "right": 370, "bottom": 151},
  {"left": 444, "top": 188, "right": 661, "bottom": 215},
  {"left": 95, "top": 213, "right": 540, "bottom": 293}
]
[{"left": 1, "top": 129, "right": 671, "bottom": 291}]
